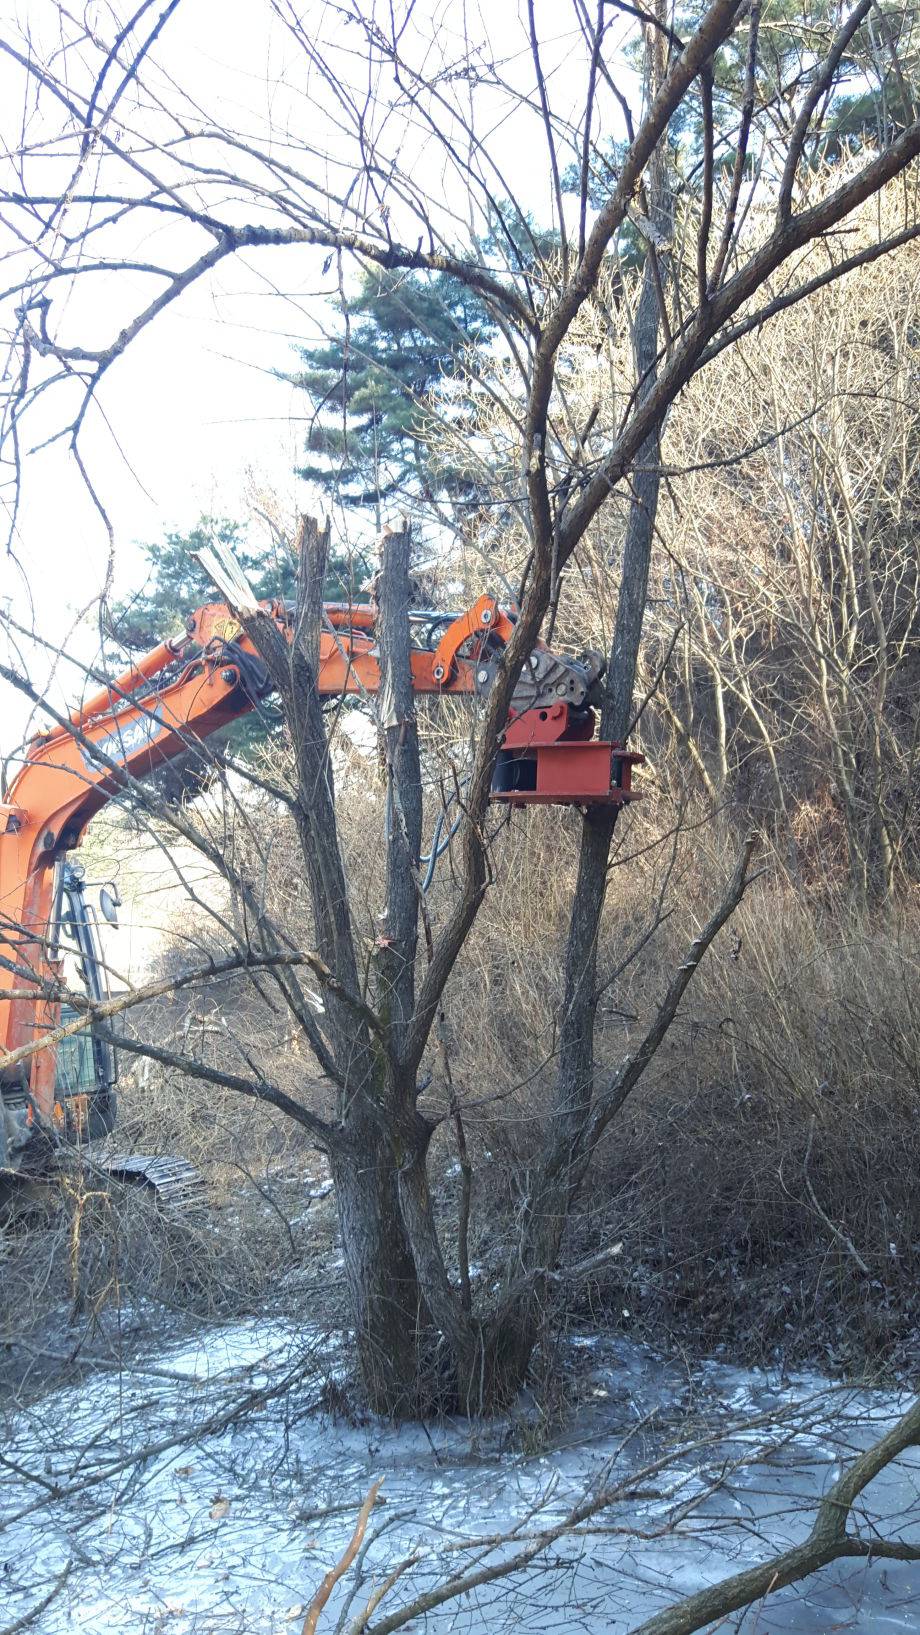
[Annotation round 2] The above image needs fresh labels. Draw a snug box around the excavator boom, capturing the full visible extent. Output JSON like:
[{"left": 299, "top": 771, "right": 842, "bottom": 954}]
[{"left": 0, "top": 591, "right": 640, "bottom": 1170}]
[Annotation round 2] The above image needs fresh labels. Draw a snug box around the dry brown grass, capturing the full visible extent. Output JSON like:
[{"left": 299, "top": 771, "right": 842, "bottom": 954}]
[
  {"left": 449, "top": 808, "right": 920, "bottom": 1374},
  {"left": 102, "top": 765, "right": 920, "bottom": 1377}
]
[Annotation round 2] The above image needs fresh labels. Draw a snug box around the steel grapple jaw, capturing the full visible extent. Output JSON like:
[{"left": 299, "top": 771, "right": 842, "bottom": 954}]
[
  {"left": 473, "top": 646, "right": 606, "bottom": 715},
  {"left": 511, "top": 646, "right": 605, "bottom": 713}
]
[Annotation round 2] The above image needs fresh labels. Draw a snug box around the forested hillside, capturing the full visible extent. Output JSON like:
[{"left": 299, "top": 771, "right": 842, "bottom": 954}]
[{"left": 4, "top": 2, "right": 920, "bottom": 1631}]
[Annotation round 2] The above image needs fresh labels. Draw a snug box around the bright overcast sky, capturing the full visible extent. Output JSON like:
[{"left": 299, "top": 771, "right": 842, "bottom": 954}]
[{"left": 0, "top": 0, "right": 633, "bottom": 745}]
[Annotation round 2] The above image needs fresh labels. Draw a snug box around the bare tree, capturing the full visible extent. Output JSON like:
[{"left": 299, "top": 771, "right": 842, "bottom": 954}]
[
  {"left": 624, "top": 198, "right": 920, "bottom": 901},
  {"left": 3, "top": 1, "right": 920, "bottom": 1412}
]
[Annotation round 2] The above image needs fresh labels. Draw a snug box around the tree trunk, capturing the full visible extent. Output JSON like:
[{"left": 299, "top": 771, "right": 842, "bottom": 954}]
[
  {"left": 489, "top": 17, "right": 672, "bottom": 1384},
  {"left": 330, "top": 1106, "right": 433, "bottom": 1417},
  {"left": 326, "top": 524, "right": 462, "bottom": 1417}
]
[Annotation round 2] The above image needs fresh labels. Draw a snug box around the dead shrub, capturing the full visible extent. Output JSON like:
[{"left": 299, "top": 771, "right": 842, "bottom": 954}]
[{"left": 42, "top": 729, "right": 920, "bottom": 1377}]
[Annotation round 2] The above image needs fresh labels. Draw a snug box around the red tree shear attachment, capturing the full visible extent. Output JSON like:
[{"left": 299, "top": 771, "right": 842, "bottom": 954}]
[{"left": 490, "top": 702, "right": 644, "bottom": 809}]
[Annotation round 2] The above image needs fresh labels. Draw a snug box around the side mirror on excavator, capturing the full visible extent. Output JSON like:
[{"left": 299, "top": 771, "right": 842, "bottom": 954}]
[{"left": 99, "top": 884, "right": 121, "bottom": 927}]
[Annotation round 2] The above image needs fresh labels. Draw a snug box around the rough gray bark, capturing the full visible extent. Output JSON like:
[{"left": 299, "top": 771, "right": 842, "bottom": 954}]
[
  {"left": 238, "top": 518, "right": 436, "bottom": 1416},
  {"left": 376, "top": 525, "right": 423, "bottom": 1050},
  {"left": 329, "top": 1105, "right": 432, "bottom": 1417},
  {"left": 376, "top": 532, "right": 484, "bottom": 1396}
]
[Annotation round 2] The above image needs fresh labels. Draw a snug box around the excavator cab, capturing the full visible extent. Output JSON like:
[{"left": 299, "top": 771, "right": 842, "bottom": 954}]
[
  {"left": 46, "top": 866, "right": 203, "bottom": 1210},
  {"left": 2, "top": 860, "right": 201, "bottom": 1208},
  {"left": 0, "top": 863, "right": 117, "bottom": 1177},
  {"left": 50, "top": 863, "right": 119, "bottom": 1144}
]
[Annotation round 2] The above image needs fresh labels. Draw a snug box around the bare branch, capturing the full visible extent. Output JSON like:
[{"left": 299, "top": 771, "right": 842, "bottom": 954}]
[{"left": 302, "top": 1483, "right": 384, "bottom": 1635}]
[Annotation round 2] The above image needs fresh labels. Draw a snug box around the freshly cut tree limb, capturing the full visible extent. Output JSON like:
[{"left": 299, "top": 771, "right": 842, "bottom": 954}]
[
  {"left": 302, "top": 1481, "right": 384, "bottom": 1635},
  {"left": 195, "top": 541, "right": 262, "bottom": 616},
  {"left": 496, "top": 1241, "right": 624, "bottom": 1309},
  {"left": 295, "top": 514, "right": 332, "bottom": 678},
  {"left": 375, "top": 524, "right": 422, "bottom": 1056}
]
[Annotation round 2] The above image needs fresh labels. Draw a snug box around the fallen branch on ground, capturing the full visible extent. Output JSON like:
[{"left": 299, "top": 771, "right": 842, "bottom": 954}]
[
  {"left": 2, "top": 1561, "right": 72, "bottom": 1635},
  {"left": 303, "top": 1481, "right": 384, "bottom": 1635},
  {"left": 328, "top": 1391, "right": 920, "bottom": 1635}
]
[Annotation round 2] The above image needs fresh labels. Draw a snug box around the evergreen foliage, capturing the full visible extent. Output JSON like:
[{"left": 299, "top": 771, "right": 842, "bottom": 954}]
[
  {"left": 679, "top": 0, "right": 919, "bottom": 154},
  {"left": 292, "top": 268, "right": 495, "bottom": 511},
  {"left": 111, "top": 517, "right": 367, "bottom": 653},
  {"left": 109, "top": 517, "right": 369, "bottom": 769}
]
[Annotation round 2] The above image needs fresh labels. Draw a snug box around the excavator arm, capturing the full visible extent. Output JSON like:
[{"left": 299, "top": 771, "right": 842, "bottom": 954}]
[{"left": 0, "top": 592, "right": 640, "bottom": 1157}]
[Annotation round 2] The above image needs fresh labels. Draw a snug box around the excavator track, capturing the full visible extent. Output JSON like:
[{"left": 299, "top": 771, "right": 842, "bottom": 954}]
[{"left": 99, "top": 1153, "right": 206, "bottom": 1216}]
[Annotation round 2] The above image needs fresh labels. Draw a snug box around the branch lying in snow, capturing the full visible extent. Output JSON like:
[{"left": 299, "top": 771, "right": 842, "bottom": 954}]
[
  {"left": 0, "top": 1347, "right": 322, "bottom": 1534},
  {"left": 629, "top": 1392, "right": 920, "bottom": 1635},
  {"left": 1, "top": 1560, "right": 72, "bottom": 1635},
  {"left": 302, "top": 1481, "right": 384, "bottom": 1635},
  {"left": 322, "top": 1391, "right": 920, "bottom": 1635}
]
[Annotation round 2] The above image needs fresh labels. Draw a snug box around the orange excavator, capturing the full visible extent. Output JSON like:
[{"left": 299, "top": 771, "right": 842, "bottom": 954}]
[{"left": 0, "top": 591, "right": 641, "bottom": 1195}]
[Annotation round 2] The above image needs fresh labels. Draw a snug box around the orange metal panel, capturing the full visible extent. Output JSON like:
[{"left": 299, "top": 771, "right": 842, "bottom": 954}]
[
  {"left": 536, "top": 742, "right": 613, "bottom": 798},
  {"left": 68, "top": 640, "right": 182, "bottom": 727},
  {"left": 431, "top": 595, "right": 516, "bottom": 685}
]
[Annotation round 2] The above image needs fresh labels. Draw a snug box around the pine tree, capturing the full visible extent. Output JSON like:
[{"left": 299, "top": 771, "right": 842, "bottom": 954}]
[
  {"left": 110, "top": 516, "right": 367, "bottom": 651},
  {"left": 292, "top": 267, "right": 495, "bottom": 514},
  {"left": 110, "top": 519, "right": 292, "bottom": 651}
]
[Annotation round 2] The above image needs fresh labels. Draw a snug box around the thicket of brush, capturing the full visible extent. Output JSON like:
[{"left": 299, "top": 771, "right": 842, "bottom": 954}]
[
  {"left": 459, "top": 814, "right": 920, "bottom": 1375},
  {"left": 6, "top": 177, "right": 920, "bottom": 1384},
  {"left": 17, "top": 789, "right": 910, "bottom": 1382}
]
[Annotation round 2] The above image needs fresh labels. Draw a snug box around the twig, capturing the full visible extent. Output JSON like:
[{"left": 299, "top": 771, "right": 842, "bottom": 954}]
[
  {"left": 2, "top": 1561, "right": 72, "bottom": 1635},
  {"left": 802, "top": 1116, "right": 872, "bottom": 1278},
  {"left": 303, "top": 1481, "right": 384, "bottom": 1635},
  {"left": 358, "top": 1393, "right": 920, "bottom": 1635},
  {"left": 346, "top": 1553, "right": 421, "bottom": 1635},
  {"left": 0, "top": 1352, "right": 318, "bottom": 1533}
]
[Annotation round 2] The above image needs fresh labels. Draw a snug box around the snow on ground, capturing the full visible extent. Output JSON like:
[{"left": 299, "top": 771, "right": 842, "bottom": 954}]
[{"left": 2, "top": 1323, "right": 919, "bottom": 1634}]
